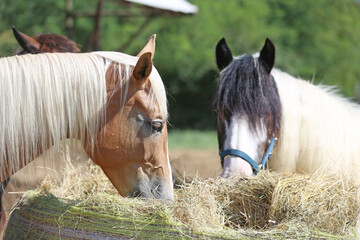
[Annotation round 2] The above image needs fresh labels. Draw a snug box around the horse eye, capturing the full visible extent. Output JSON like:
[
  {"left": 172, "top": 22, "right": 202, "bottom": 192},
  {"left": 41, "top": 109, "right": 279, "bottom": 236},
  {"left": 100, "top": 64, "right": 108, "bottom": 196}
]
[{"left": 151, "top": 120, "right": 163, "bottom": 133}]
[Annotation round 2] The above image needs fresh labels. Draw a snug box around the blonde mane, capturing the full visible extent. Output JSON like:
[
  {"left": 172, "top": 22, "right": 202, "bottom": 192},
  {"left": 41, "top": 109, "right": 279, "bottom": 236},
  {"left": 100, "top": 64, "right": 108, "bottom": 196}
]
[
  {"left": 0, "top": 52, "right": 167, "bottom": 180},
  {"left": 271, "top": 68, "right": 360, "bottom": 182}
]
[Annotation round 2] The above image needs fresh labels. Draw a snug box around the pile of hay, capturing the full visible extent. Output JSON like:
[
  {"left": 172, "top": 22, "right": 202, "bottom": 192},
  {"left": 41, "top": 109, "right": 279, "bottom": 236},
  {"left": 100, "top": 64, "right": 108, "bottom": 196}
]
[{"left": 4, "top": 160, "right": 360, "bottom": 239}]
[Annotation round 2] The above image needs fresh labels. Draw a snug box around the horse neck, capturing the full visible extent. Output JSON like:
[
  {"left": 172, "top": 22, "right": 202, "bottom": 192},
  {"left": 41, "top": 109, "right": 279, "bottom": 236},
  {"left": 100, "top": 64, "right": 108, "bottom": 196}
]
[
  {"left": 270, "top": 68, "right": 360, "bottom": 176},
  {"left": 0, "top": 53, "right": 107, "bottom": 181}
]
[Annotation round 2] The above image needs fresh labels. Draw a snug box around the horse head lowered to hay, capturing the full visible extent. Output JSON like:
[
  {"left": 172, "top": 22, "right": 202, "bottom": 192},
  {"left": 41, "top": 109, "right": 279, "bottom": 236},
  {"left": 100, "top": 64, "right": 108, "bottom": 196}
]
[
  {"left": 0, "top": 35, "right": 173, "bottom": 202},
  {"left": 214, "top": 38, "right": 360, "bottom": 181}
]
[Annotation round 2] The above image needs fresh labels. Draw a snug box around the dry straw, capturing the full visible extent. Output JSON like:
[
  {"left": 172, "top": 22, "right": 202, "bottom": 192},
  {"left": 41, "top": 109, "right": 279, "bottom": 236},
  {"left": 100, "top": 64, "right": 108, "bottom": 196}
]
[{"left": 4, "top": 158, "right": 360, "bottom": 239}]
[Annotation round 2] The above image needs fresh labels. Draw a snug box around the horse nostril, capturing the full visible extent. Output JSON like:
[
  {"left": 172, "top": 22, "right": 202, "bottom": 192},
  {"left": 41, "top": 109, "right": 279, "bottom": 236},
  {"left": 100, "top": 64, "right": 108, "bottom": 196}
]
[{"left": 130, "top": 189, "right": 152, "bottom": 199}]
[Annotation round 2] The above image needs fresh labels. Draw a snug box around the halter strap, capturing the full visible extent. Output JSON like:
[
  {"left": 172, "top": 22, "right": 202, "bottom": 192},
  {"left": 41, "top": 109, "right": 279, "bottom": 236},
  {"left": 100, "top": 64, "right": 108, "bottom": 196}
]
[{"left": 219, "top": 137, "right": 276, "bottom": 173}]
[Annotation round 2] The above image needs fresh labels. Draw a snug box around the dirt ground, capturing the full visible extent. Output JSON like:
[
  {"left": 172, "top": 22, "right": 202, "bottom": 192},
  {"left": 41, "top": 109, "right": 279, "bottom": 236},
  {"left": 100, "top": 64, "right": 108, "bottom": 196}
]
[
  {"left": 1, "top": 141, "right": 222, "bottom": 227},
  {"left": 170, "top": 149, "right": 222, "bottom": 183}
]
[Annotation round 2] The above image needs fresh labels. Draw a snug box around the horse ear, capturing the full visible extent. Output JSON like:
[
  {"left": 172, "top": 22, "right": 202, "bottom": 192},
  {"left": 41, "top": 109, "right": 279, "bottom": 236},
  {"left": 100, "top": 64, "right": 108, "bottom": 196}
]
[
  {"left": 133, "top": 52, "right": 153, "bottom": 86},
  {"left": 216, "top": 38, "right": 233, "bottom": 71},
  {"left": 137, "top": 34, "right": 156, "bottom": 60},
  {"left": 259, "top": 38, "right": 275, "bottom": 74},
  {"left": 12, "top": 26, "right": 40, "bottom": 53}
]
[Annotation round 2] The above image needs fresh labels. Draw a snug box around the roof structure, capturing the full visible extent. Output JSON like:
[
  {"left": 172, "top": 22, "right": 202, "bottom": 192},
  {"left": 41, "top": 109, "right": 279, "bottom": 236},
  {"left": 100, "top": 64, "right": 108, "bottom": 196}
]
[
  {"left": 123, "top": 0, "right": 198, "bottom": 15},
  {"left": 65, "top": 0, "right": 198, "bottom": 50}
]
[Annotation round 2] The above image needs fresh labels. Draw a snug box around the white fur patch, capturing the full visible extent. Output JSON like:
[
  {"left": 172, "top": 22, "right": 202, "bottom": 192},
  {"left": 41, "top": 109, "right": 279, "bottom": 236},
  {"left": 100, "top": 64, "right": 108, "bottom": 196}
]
[
  {"left": 221, "top": 117, "right": 267, "bottom": 177},
  {"left": 271, "top": 68, "right": 360, "bottom": 184}
]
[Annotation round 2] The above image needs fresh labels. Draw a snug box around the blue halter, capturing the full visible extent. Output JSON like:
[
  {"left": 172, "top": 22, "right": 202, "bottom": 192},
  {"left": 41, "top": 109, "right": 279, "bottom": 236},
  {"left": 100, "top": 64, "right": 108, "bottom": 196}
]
[{"left": 219, "top": 137, "right": 276, "bottom": 173}]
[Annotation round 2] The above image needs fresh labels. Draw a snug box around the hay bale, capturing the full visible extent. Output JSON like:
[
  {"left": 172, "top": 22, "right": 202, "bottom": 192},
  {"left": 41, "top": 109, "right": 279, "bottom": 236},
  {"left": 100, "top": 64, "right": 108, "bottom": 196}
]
[
  {"left": 3, "top": 162, "right": 359, "bottom": 239},
  {"left": 177, "top": 170, "right": 359, "bottom": 234},
  {"left": 270, "top": 171, "right": 359, "bottom": 234},
  {"left": 4, "top": 191, "right": 217, "bottom": 240},
  {"left": 210, "top": 172, "right": 281, "bottom": 229}
]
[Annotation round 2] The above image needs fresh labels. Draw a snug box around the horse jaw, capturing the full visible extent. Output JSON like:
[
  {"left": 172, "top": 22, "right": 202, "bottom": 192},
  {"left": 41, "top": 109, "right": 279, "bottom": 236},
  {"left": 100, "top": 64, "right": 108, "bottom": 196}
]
[{"left": 221, "top": 117, "right": 267, "bottom": 177}]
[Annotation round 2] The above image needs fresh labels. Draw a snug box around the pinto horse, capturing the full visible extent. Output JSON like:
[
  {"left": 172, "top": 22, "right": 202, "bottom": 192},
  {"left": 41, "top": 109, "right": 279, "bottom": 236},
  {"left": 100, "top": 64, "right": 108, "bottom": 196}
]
[
  {"left": 0, "top": 35, "right": 173, "bottom": 229},
  {"left": 214, "top": 38, "right": 360, "bottom": 182}
]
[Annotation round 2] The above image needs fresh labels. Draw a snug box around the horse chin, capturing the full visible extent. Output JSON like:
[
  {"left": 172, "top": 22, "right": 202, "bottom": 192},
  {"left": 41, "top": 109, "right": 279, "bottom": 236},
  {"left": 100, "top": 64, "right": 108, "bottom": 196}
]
[
  {"left": 133, "top": 166, "right": 174, "bottom": 200},
  {"left": 221, "top": 156, "right": 254, "bottom": 178}
]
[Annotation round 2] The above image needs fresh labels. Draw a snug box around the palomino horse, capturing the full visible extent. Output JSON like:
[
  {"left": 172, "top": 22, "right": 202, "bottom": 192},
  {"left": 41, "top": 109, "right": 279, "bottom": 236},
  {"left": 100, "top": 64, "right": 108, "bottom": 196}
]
[
  {"left": 214, "top": 38, "right": 360, "bottom": 181},
  {"left": 0, "top": 35, "right": 173, "bottom": 229},
  {"left": 0, "top": 27, "right": 82, "bottom": 230}
]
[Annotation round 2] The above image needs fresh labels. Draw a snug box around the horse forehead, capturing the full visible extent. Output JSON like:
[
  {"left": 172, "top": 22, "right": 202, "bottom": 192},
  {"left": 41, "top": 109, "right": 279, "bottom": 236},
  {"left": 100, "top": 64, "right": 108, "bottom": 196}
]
[
  {"left": 234, "top": 54, "right": 248, "bottom": 59},
  {"left": 35, "top": 34, "right": 65, "bottom": 44},
  {"left": 131, "top": 87, "right": 162, "bottom": 116},
  {"left": 35, "top": 34, "right": 79, "bottom": 52}
]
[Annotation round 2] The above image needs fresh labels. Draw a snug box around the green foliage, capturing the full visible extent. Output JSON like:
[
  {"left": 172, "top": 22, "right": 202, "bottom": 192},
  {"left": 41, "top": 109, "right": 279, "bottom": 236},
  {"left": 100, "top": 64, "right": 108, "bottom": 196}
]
[
  {"left": 1, "top": 0, "right": 359, "bottom": 129},
  {"left": 0, "top": 0, "right": 65, "bottom": 36}
]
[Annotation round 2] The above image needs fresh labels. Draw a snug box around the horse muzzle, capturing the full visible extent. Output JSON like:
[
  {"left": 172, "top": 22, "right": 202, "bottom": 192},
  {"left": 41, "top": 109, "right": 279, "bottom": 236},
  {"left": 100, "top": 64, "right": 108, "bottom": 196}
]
[
  {"left": 219, "top": 137, "right": 277, "bottom": 177},
  {"left": 130, "top": 177, "right": 174, "bottom": 200},
  {"left": 221, "top": 156, "right": 255, "bottom": 177}
]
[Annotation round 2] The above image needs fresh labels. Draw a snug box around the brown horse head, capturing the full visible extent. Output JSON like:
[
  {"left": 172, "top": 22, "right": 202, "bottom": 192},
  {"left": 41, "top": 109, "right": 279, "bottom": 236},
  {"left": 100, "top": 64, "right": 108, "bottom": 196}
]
[
  {"left": 12, "top": 26, "right": 80, "bottom": 54},
  {"left": 88, "top": 35, "right": 173, "bottom": 199},
  {"left": 1, "top": 33, "right": 172, "bottom": 200}
]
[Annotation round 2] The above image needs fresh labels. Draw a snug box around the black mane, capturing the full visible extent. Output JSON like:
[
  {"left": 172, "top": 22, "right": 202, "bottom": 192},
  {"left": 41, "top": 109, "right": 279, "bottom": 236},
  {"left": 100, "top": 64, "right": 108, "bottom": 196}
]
[{"left": 214, "top": 54, "right": 281, "bottom": 139}]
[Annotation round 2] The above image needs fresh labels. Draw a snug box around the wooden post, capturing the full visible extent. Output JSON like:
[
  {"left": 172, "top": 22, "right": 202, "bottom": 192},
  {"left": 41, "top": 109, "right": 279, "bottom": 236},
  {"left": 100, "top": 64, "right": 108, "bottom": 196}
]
[
  {"left": 65, "top": 0, "right": 73, "bottom": 38},
  {"left": 90, "top": 0, "right": 104, "bottom": 51}
]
